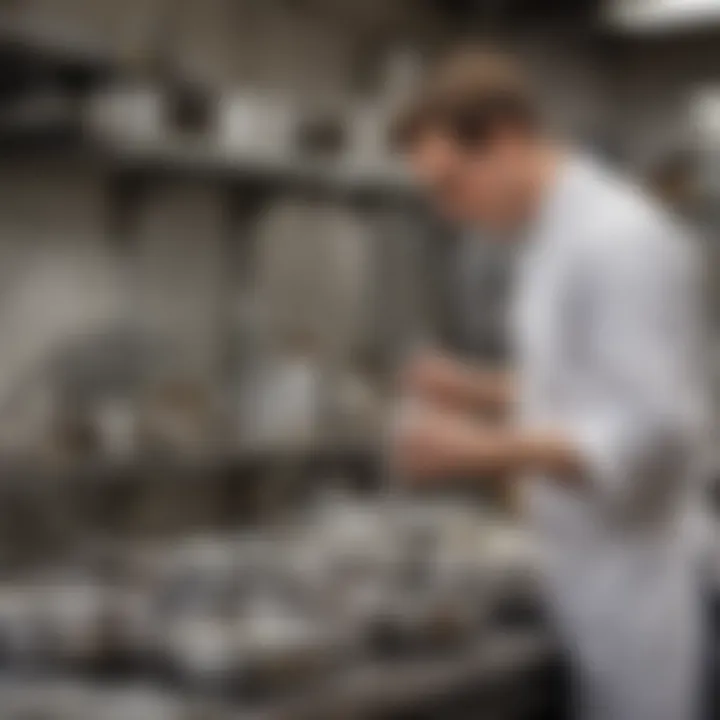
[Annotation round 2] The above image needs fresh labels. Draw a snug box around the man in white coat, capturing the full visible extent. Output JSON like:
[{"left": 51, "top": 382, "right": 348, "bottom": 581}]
[{"left": 390, "top": 50, "right": 710, "bottom": 720}]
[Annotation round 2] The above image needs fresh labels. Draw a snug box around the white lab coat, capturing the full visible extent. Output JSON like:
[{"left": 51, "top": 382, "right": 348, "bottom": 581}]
[{"left": 511, "top": 156, "right": 709, "bottom": 720}]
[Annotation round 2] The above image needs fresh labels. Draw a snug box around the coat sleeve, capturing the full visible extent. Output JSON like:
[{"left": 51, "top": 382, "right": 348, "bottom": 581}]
[{"left": 565, "top": 224, "right": 709, "bottom": 514}]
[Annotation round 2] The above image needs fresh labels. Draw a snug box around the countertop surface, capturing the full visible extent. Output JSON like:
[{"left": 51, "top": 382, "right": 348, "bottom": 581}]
[{"left": 0, "top": 629, "right": 558, "bottom": 720}]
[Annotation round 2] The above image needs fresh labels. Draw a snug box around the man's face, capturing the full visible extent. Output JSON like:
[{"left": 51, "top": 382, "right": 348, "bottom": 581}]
[{"left": 407, "top": 131, "right": 528, "bottom": 232}]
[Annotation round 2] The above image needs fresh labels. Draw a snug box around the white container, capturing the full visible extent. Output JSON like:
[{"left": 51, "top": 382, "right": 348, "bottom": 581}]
[
  {"left": 85, "top": 84, "right": 164, "bottom": 145},
  {"left": 241, "top": 353, "right": 322, "bottom": 450},
  {"left": 217, "top": 92, "right": 296, "bottom": 156}
]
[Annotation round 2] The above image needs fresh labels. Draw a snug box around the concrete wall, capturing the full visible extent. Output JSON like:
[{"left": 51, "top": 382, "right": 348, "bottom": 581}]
[
  {"left": 505, "top": 31, "right": 616, "bottom": 145},
  {"left": 0, "top": 158, "right": 124, "bottom": 407},
  {"left": 607, "top": 35, "right": 720, "bottom": 167},
  {"left": 13, "top": 0, "right": 443, "bottom": 91},
  {"left": 134, "top": 179, "right": 226, "bottom": 379}
]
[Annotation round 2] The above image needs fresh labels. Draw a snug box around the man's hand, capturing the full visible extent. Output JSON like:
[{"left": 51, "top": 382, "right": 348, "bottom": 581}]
[
  {"left": 392, "top": 405, "right": 508, "bottom": 483},
  {"left": 402, "top": 352, "right": 514, "bottom": 417},
  {"left": 392, "top": 404, "right": 584, "bottom": 489}
]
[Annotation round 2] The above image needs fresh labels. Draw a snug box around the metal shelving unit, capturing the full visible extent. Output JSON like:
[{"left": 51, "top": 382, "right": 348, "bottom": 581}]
[
  {"left": 101, "top": 137, "right": 416, "bottom": 198},
  {"left": 0, "top": 6, "right": 436, "bottom": 539}
]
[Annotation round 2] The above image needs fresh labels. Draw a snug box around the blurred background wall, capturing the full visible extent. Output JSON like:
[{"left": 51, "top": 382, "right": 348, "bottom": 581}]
[{"left": 0, "top": 0, "right": 716, "bottom": 535}]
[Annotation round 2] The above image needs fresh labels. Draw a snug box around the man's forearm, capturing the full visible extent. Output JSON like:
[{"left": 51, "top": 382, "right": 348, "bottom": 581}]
[
  {"left": 458, "top": 427, "right": 584, "bottom": 484},
  {"left": 393, "top": 401, "right": 584, "bottom": 486}
]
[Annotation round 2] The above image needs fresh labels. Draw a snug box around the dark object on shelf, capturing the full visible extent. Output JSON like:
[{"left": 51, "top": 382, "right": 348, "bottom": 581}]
[
  {"left": 0, "top": 13, "right": 118, "bottom": 106},
  {"left": 295, "top": 112, "right": 347, "bottom": 159},
  {"left": 489, "top": 589, "right": 546, "bottom": 631},
  {"left": 165, "top": 80, "right": 214, "bottom": 138}
]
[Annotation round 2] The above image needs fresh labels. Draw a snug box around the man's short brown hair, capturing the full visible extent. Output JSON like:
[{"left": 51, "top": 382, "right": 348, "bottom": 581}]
[{"left": 390, "top": 48, "right": 539, "bottom": 151}]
